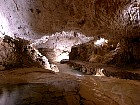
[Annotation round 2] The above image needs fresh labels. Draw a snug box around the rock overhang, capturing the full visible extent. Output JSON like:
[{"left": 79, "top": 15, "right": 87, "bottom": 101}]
[{"left": 0, "top": 0, "right": 137, "bottom": 40}]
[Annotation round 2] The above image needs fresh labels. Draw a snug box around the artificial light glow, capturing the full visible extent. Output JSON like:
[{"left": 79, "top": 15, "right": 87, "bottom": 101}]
[
  {"left": 33, "top": 31, "right": 93, "bottom": 62},
  {"left": 94, "top": 38, "right": 108, "bottom": 46},
  {"left": 94, "top": 68, "right": 104, "bottom": 76},
  {"left": 50, "top": 64, "right": 59, "bottom": 72},
  {"left": 55, "top": 52, "right": 69, "bottom": 62},
  {"left": 0, "top": 13, "right": 11, "bottom": 37},
  {"left": 75, "top": 74, "right": 82, "bottom": 76}
]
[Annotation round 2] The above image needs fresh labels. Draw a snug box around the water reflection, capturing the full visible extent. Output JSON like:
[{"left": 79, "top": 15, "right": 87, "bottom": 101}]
[
  {"left": 0, "top": 83, "right": 79, "bottom": 105},
  {"left": 0, "top": 85, "right": 24, "bottom": 105}
]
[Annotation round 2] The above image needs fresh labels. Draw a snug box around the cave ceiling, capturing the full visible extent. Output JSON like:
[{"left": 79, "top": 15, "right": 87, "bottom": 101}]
[{"left": 0, "top": 0, "right": 138, "bottom": 40}]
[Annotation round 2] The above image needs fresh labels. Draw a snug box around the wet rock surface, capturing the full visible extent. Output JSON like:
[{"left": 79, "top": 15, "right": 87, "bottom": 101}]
[
  {"left": 0, "top": 83, "right": 80, "bottom": 105},
  {"left": 0, "top": 0, "right": 140, "bottom": 104},
  {"left": 80, "top": 76, "right": 140, "bottom": 105},
  {"left": 0, "top": 67, "right": 140, "bottom": 105},
  {"left": 69, "top": 60, "right": 140, "bottom": 80}
]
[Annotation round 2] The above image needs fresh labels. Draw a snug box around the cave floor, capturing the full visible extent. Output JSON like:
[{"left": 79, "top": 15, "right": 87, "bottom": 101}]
[
  {"left": 0, "top": 66, "right": 139, "bottom": 105},
  {"left": 56, "top": 62, "right": 84, "bottom": 76}
]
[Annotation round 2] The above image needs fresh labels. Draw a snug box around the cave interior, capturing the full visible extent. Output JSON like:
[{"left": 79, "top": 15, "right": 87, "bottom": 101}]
[{"left": 0, "top": 0, "right": 140, "bottom": 105}]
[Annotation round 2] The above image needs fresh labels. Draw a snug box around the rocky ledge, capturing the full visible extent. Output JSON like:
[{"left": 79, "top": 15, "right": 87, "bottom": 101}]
[{"left": 68, "top": 60, "right": 140, "bottom": 80}]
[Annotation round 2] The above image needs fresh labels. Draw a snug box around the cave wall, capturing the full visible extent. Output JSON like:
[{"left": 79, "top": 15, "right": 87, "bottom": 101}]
[
  {"left": 69, "top": 40, "right": 94, "bottom": 61},
  {"left": 70, "top": 38, "right": 140, "bottom": 66},
  {"left": 0, "top": 0, "right": 130, "bottom": 39},
  {"left": 69, "top": 39, "right": 117, "bottom": 63},
  {"left": 114, "top": 38, "right": 140, "bottom": 66},
  {"left": 34, "top": 31, "right": 92, "bottom": 62},
  {"left": 0, "top": 36, "right": 52, "bottom": 69},
  {"left": 1, "top": 0, "right": 140, "bottom": 66}
]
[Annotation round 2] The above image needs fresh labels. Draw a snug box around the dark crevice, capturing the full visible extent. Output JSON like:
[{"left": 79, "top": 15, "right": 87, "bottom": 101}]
[
  {"left": 30, "top": 8, "right": 33, "bottom": 13},
  {"left": 36, "top": 9, "right": 41, "bottom": 14},
  {"left": 13, "top": 0, "right": 19, "bottom": 11}
]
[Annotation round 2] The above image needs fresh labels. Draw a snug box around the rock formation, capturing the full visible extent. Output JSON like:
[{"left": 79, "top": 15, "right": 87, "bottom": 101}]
[
  {"left": 0, "top": 1, "right": 140, "bottom": 105},
  {"left": 0, "top": 36, "right": 52, "bottom": 70},
  {"left": 0, "top": 0, "right": 137, "bottom": 37},
  {"left": 35, "top": 31, "right": 92, "bottom": 62},
  {"left": 0, "top": 0, "right": 139, "bottom": 66},
  {"left": 70, "top": 36, "right": 140, "bottom": 67}
]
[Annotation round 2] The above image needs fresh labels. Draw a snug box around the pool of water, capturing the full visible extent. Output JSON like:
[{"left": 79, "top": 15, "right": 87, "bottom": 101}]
[
  {"left": 0, "top": 82, "right": 80, "bottom": 105},
  {"left": 56, "top": 63, "right": 84, "bottom": 76}
]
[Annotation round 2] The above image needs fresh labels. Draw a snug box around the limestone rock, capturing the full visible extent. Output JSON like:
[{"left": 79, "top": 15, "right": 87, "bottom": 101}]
[
  {"left": 0, "top": 36, "right": 52, "bottom": 70},
  {"left": 89, "top": 55, "right": 103, "bottom": 63},
  {"left": 69, "top": 40, "right": 94, "bottom": 61},
  {"left": 0, "top": 0, "right": 133, "bottom": 39},
  {"left": 70, "top": 39, "right": 118, "bottom": 64},
  {"left": 36, "top": 31, "right": 92, "bottom": 62}
]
